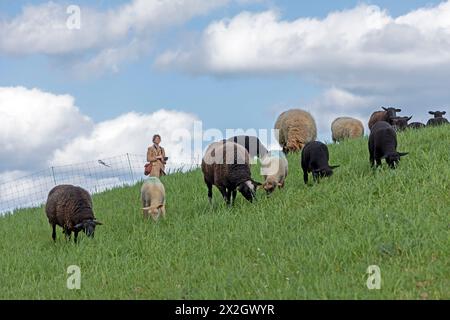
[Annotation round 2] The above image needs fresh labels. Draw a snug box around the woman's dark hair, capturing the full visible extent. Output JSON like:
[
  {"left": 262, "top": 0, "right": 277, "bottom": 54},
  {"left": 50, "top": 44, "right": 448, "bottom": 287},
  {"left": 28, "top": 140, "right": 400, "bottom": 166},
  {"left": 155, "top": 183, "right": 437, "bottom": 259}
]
[{"left": 152, "top": 134, "right": 161, "bottom": 143}]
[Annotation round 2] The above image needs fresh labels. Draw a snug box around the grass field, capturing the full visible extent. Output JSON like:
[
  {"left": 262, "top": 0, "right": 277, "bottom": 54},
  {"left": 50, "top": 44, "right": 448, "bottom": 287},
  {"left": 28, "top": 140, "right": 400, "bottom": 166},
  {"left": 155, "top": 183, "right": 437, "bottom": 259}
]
[{"left": 0, "top": 126, "right": 449, "bottom": 300}]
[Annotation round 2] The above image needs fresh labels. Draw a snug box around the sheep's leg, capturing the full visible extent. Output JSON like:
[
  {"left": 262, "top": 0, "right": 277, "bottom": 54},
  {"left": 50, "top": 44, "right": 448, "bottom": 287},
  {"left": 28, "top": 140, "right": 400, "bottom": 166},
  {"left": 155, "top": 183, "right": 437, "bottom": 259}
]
[
  {"left": 376, "top": 158, "right": 382, "bottom": 167},
  {"left": 303, "top": 170, "right": 308, "bottom": 184},
  {"left": 218, "top": 186, "right": 229, "bottom": 205},
  {"left": 231, "top": 190, "right": 237, "bottom": 205},
  {"left": 52, "top": 224, "right": 56, "bottom": 242},
  {"left": 161, "top": 205, "right": 166, "bottom": 219},
  {"left": 226, "top": 189, "right": 233, "bottom": 207},
  {"left": 370, "top": 156, "right": 375, "bottom": 168},
  {"left": 207, "top": 183, "right": 213, "bottom": 204},
  {"left": 74, "top": 231, "right": 79, "bottom": 244},
  {"left": 64, "top": 229, "right": 72, "bottom": 241}
]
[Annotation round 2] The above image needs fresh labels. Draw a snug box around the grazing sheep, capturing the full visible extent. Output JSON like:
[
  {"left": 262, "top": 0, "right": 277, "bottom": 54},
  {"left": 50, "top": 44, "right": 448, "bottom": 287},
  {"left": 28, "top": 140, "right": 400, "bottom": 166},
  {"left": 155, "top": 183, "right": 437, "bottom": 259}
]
[
  {"left": 368, "top": 121, "right": 408, "bottom": 169},
  {"left": 227, "top": 135, "right": 269, "bottom": 159},
  {"left": 45, "top": 185, "right": 102, "bottom": 243},
  {"left": 274, "top": 109, "right": 317, "bottom": 153},
  {"left": 408, "top": 122, "right": 426, "bottom": 129},
  {"left": 368, "top": 107, "right": 401, "bottom": 130},
  {"left": 260, "top": 150, "right": 289, "bottom": 194},
  {"left": 391, "top": 116, "right": 412, "bottom": 132},
  {"left": 141, "top": 177, "right": 166, "bottom": 221},
  {"left": 301, "top": 141, "right": 339, "bottom": 184},
  {"left": 202, "top": 141, "right": 261, "bottom": 205},
  {"left": 331, "top": 117, "right": 364, "bottom": 142},
  {"left": 427, "top": 111, "right": 449, "bottom": 126}
]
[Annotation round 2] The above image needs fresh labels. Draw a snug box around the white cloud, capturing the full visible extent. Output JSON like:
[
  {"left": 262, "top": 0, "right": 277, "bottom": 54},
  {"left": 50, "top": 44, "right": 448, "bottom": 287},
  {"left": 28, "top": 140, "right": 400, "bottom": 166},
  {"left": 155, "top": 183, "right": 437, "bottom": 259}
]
[
  {"left": 50, "top": 109, "right": 200, "bottom": 166},
  {"left": 0, "top": 0, "right": 232, "bottom": 74},
  {"left": 0, "top": 86, "right": 93, "bottom": 172},
  {"left": 0, "top": 86, "right": 201, "bottom": 179},
  {"left": 156, "top": 2, "right": 450, "bottom": 92}
]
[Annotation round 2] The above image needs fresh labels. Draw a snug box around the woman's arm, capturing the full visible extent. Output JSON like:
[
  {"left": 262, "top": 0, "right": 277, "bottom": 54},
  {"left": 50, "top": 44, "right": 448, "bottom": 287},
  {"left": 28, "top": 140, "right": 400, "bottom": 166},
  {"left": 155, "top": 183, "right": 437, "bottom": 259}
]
[{"left": 147, "top": 147, "right": 158, "bottom": 162}]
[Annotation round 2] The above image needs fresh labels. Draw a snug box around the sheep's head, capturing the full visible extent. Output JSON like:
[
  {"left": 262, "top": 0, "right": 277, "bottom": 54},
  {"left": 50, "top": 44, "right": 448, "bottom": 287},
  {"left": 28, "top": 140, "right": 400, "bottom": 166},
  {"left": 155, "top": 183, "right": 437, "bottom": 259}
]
[
  {"left": 391, "top": 116, "right": 412, "bottom": 131},
  {"left": 312, "top": 165, "right": 340, "bottom": 181},
  {"left": 74, "top": 219, "right": 103, "bottom": 238},
  {"left": 429, "top": 111, "right": 446, "bottom": 118},
  {"left": 384, "top": 152, "right": 408, "bottom": 169},
  {"left": 382, "top": 107, "right": 401, "bottom": 119},
  {"left": 263, "top": 177, "right": 281, "bottom": 195},
  {"left": 142, "top": 205, "right": 163, "bottom": 221},
  {"left": 238, "top": 180, "right": 261, "bottom": 202}
]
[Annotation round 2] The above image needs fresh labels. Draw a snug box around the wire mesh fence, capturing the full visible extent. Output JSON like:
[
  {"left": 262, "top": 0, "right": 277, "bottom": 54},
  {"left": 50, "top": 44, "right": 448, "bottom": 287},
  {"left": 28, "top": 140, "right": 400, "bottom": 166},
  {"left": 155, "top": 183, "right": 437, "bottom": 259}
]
[{"left": 0, "top": 153, "right": 200, "bottom": 214}]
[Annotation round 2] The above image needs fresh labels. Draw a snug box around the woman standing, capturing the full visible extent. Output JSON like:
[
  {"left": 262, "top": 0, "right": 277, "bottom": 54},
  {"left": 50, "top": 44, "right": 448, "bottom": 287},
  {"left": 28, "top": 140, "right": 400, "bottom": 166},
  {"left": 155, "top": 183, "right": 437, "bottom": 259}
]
[{"left": 147, "top": 134, "right": 167, "bottom": 177}]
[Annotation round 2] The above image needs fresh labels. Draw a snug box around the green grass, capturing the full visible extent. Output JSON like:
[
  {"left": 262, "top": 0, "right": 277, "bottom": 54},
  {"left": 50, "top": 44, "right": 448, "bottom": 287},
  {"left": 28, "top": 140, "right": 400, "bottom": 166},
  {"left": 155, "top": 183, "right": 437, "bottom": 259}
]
[{"left": 0, "top": 126, "right": 449, "bottom": 300}]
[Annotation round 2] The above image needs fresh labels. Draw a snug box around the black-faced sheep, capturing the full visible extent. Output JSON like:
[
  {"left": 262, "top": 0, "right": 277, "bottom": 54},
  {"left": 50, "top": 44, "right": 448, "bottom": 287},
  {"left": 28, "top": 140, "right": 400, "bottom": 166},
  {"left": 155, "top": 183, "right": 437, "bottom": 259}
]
[
  {"left": 427, "top": 111, "right": 449, "bottom": 126},
  {"left": 274, "top": 109, "right": 317, "bottom": 153},
  {"left": 45, "top": 185, "right": 102, "bottom": 243},
  {"left": 368, "top": 121, "right": 408, "bottom": 169},
  {"left": 201, "top": 141, "right": 261, "bottom": 205},
  {"left": 260, "top": 150, "right": 288, "bottom": 194},
  {"left": 301, "top": 141, "right": 339, "bottom": 184},
  {"left": 227, "top": 135, "right": 269, "bottom": 159},
  {"left": 368, "top": 107, "right": 401, "bottom": 130},
  {"left": 391, "top": 116, "right": 412, "bottom": 132},
  {"left": 141, "top": 177, "right": 166, "bottom": 221},
  {"left": 408, "top": 122, "right": 426, "bottom": 129},
  {"left": 331, "top": 117, "right": 364, "bottom": 142}
]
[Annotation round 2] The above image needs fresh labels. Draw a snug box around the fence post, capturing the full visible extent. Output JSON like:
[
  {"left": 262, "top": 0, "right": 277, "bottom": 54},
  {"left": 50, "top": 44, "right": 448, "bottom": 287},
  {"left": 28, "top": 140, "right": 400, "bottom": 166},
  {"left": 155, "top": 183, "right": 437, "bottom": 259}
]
[
  {"left": 51, "top": 167, "right": 57, "bottom": 186},
  {"left": 126, "top": 153, "right": 135, "bottom": 183}
]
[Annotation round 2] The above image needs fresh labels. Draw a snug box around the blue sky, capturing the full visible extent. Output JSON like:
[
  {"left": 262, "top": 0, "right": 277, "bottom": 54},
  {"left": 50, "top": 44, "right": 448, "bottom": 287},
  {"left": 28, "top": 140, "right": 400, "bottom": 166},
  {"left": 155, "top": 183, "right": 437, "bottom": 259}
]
[
  {"left": 0, "top": 0, "right": 440, "bottom": 127},
  {"left": 1, "top": 0, "right": 449, "bottom": 178}
]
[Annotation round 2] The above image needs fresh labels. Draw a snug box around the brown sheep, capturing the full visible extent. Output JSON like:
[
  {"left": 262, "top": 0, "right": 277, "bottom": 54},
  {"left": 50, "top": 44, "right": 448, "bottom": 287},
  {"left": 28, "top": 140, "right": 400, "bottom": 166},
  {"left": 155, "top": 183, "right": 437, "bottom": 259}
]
[
  {"left": 274, "top": 109, "right": 317, "bottom": 153},
  {"left": 331, "top": 117, "right": 365, "bottom": 142},
  {"left": 368, "top": 107, "right": 401, "bottom": 130},
  {"left": 202, "top": 141, "right": 261, "bottom": 205},
  {"left": 45, "top": 185, "right": 102, "bottom": 243}
]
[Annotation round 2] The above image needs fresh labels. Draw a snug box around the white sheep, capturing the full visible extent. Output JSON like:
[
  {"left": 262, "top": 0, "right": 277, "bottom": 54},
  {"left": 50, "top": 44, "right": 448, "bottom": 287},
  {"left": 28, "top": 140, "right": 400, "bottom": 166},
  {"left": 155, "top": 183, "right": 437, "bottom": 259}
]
[
  {"left": 141, "top": 177, "right": 166, "bottom": 221},
  {"left": 260, "top": 150, "right": 289, "bottom": 194}
]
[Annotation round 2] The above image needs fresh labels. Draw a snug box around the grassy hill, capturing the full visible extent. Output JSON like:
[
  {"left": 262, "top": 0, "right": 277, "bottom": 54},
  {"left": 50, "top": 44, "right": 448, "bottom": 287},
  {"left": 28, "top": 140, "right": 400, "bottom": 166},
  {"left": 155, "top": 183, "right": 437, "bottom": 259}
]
[{"left": 0, "top": 126, "right": 449, "bottom": 300}]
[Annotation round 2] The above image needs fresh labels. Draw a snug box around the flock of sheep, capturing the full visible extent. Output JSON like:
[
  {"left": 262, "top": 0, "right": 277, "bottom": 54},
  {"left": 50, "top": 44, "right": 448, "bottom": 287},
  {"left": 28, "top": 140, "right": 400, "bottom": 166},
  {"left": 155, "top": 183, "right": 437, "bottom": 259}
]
[{"left": 44, "top": 108, "right": 448, "bottom": 242}]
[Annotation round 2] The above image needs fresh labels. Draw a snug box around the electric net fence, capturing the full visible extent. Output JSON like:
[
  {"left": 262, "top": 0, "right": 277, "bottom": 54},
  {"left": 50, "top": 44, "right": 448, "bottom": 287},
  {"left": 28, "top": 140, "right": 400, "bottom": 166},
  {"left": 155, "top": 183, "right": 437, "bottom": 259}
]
[{"left": 0, "top": 153, "right": 200, "bottom": 214}]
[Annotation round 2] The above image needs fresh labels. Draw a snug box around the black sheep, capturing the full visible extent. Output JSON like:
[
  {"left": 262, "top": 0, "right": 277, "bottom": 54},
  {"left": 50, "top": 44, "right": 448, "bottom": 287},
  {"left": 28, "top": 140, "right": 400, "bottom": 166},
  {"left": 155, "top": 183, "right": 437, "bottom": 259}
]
[
  {"left": 408, "top": 122, "right": 426, "bottom": 129},
  {"left": 227, "top": 135, "right": 269, "bottom": 159},
  {"left": 427, "top": 111, "right": 449, "bottom": 126},
  {"left": 301, "top": 141, "right": 339, "bottom": 184},
  {"left": 202, "top": 141, "right": 261, "bottom": 205},
  {"left": 45, "top": 185, "right": 103, "bottom": 243},
  {"left": 391, "top": 116, "right": 412, "bottom": 132},
  {"left": 368, "top": 121, "right": 408, "bottom": 169}
]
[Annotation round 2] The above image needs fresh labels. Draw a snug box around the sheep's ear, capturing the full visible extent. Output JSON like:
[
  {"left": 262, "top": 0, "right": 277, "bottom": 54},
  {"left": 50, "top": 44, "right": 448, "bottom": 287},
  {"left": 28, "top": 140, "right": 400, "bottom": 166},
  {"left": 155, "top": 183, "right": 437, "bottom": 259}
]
[
  {"left": 382, "top": 107, "right": 388, "bottom": 111},
  {"left": 142, "top": 206, "right": 151, "bottom": 211},
  {"left": 94, "top": 220, "right": 103, "bottom": 226},
  {"left": 429, "top": 111, "right": 435, "bottom": 115},
  {"left": 330, "top": 165, "right": 340, "bottom": 169},
  {"left": 398, "top": 152, "right": 409, "bottom": 157},
  {"left": 157, "top": 204, "right": 164, "bottom": 209},
  {"left": 443, "top": 111, "right": 447, "bottom": 115},
  {"left": 395, "top": 108, "right": 402, "bottom": 112},
  {"left": 407, "top": 116, "right": 413, "bottom": 121}
]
